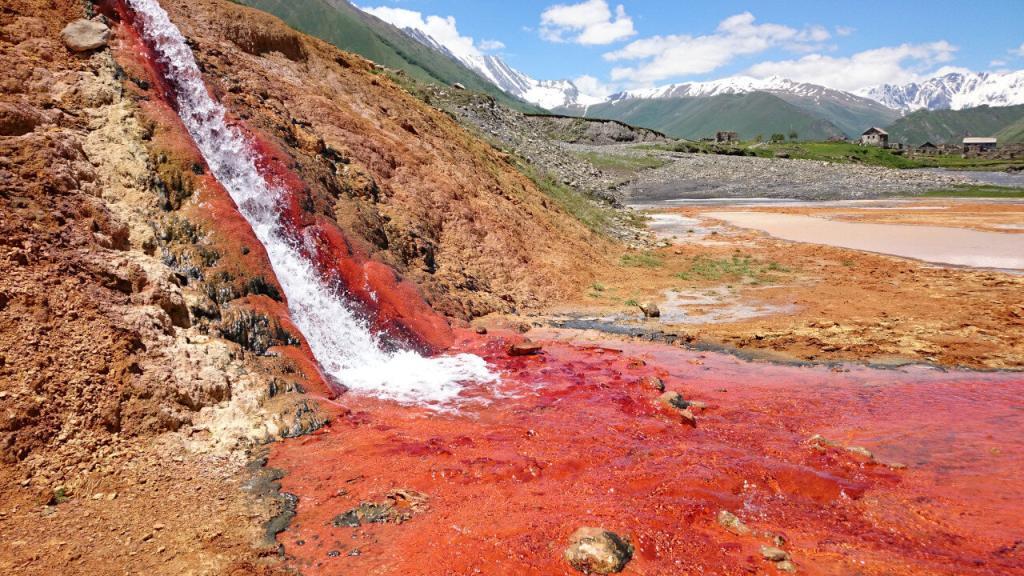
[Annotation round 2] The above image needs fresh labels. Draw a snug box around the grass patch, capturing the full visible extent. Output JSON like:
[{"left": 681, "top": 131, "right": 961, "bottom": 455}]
[
  {"left": 675, "top": 254, "right": 790, "bottom": 282},
  {"left": 576, "top": 151, "right": 669, "bottom": 172},
  {"left": 620, "top": 252, "right": 664, "bottom": 268},
  {"left": 920, "top": 184, "right": 1024, "bottom": 198}
]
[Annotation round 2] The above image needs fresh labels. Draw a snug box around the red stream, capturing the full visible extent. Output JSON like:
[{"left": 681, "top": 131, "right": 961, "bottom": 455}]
[
  {"left": 106, "top": 4, "right": 1024, "bottom": 574},
  {"left": 271, "top": 332, "right": 1024, "bottom": 575}
]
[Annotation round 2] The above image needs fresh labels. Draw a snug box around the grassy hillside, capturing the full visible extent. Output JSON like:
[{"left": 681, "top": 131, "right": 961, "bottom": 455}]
[
  {"left": 560, "top": 93, "right": 846, "bottom": 141},
  {"left": 772, "top": 92, "right": 900, "bottom": 138},
  {"left": 996, "top": 115, "right": 1024, "bottom": 142},
  {"left": 886, "top": 104, "right": 1024, "bottom": 145},
  {"left": 238, "top": 0, "right": 541, "bottom": 112}
]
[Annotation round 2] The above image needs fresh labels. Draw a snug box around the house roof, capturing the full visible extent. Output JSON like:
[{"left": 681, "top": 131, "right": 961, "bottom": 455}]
[
  {"left": 963, "top": 137, "right": 997, "bottom": 144},
  {"left": 862, "top": 127, "right": 888, "bottom": 136},
  {"left": 919, "top": 141, "right": 937, "bottom": 148}
]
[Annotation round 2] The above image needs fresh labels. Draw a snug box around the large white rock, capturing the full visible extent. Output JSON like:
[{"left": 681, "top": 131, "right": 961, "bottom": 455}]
[{"left": 61, "top": 19, "right": 110, "bottom": 52}]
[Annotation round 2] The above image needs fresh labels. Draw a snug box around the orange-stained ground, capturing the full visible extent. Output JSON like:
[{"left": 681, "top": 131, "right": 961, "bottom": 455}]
[
  {"left": 270, "top": 329, "right": 1024, "bottom": 575},
  {"left": 535, "top": 200, "right": 1024, "bottom": 370}
]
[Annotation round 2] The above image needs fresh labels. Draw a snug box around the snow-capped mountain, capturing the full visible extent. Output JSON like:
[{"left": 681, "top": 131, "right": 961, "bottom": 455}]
[
  {"left": 606, "top": 76, "right": 873, "bottom": 106},
  {"left": 400, "top": 26, "right": 588, "bottom": 109},
  {"left": 858, "top": 71, "right": 1024, "bottom": 112}
]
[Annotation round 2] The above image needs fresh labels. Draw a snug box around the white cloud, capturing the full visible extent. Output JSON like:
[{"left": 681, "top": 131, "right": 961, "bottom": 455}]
[
  {"left": 990, "top": 59, "right": 1008, "bottom": 68},
  {"left": 745, "top": 42, "right": 959, "bottom": 92},
  {"left": 1012, "top": 42, "right": 1024, "bottom": 57},
  {"left": 604, "top": 12, "right": 831, "bottom": 84},
  {"left": 540, "top": 0, "right": 636, "bottom": 45},
  {"left": 835, "top": 25, "right": 855, "bottom": 37},
  {"left": 361, "top": 6, "right": 486, "bottom": 63},
  {"left": 478, "top": 39, "right": 506, "bottom": 52},
  {"left": 572, "top": 74, "right": 618, "bottom": 103}
]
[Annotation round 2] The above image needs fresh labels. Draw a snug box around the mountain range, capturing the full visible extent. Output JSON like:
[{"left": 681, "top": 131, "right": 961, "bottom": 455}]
[{"left": 242, "top": 0, "right": 1024, "bottom": 142}]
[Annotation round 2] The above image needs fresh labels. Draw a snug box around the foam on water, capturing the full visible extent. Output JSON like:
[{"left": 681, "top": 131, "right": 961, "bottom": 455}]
[{"left": 126, "top": 0, "right": 496, "bottom": 405}]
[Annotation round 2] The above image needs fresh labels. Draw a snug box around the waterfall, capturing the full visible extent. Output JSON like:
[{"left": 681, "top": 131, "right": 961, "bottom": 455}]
[{"left": 125, "top": 0, "right": 496, "bottom": 405}]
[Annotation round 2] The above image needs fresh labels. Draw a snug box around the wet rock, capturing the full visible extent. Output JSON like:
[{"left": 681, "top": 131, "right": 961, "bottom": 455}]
[
  {"left": 845, "top": 445, "right": 874, "bottom": 459},
  {"left": 638, "top": 302, "right": 661, "bottom": 318},
  {"left": 638, "top": 375, "right": 665, "bottom": 392},
  {"left": 716, "top": 510, "right": 751, "bottom": 536},
  {"left": 332, "top": 490, "right": 429, "bottom": 527},
  {"left": 760, "top": 545, "right": 791, "bottom": 562},
  {"left": 776, "top": 560, "right": 798, "bottom": 573},
  {"left": 658, "top": 390, "right": 690, "bottom": 410},
  {"left": 508, "top": 340, "right": 543, "bottom": 357},
  {"left": 474, "top": 326, "right": 488, "bottom": 335},
  {"left": 564, "top": 527, "right": 634, "bottom": 575},
  {"left": 61, "top": 19, "right": 110, "bottom": 52},
  {"left": 657, "top": 391, "right": 697, "bottom": 425}
]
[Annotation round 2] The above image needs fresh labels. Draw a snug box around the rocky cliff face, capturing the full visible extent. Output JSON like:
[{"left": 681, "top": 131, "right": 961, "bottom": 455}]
[{"left": 0, "top": 0, "right": 609, "bottom": 572}]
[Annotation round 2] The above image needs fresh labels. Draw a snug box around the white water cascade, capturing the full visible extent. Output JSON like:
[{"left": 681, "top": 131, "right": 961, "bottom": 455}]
[{"left": 126, "top": 0, "right": 496, "bottom": 404}]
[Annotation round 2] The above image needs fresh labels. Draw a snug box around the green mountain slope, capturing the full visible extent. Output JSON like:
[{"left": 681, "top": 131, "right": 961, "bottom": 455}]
[
  {"left": 238, "top": 0, "right": 541, "bottom": 112},
  {"left": 886, "top": 104, "right": 1024, "bottom": 145},
  {"left": 995, "top": 115, "right": 1024, "bottom": 143},
  {"left": 772, "top": 93, "right": 900, "bottom": 138},
  {"left": 557, "top": 93, "right": 846, "bottom": 141}
]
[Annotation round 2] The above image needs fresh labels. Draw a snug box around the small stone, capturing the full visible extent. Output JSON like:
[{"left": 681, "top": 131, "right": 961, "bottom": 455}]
[
  {"left": 107, "top": 492, "right": 117, "bottom": 501},
  {"left": 638, "top": 375, "right": 665, "bottom": 392},
  {"left": 638, "top": 302, "right": 661, "bottom": 318},
  {"left": 61, "top": 19, "right": 111, "bottom": 52},
  {"left": 153, "top": 523, "right": 165, "bottom": 531},
  {"left": 474, "top": 326, "right": 488, "bottom": 335},
  {"left": 776, "top": 560, "right": 798, "bottom": 573},
  {"left": 658, "top": 391, "right": 689, "bottom": 410},
  {"left": 564, "top": 527, "right": 633, "bottom": 575},
  {"left": 327, "top": 550, "right": 341, "bottom": 558},
  {"left": 760, "top": 545, "right": 790, "bottom": 562},
  {"left": 716, "top": 510, "right": 750, "bottom": 536},
  {"left": 508, "top": 341, "right": 543, "bottom": 357}
]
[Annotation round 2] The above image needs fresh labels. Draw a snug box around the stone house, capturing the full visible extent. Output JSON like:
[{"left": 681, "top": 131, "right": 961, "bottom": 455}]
[
  {"left": 916, "top": 141, "right": 939, "bottom": 155},
  {"left": 715, "top": 131, "right": 738, "bottom": 143},
  {"left": 962, "top": 137, "right": 997, "bottom": 156},
  {"left": 860, "top": 127, "right": 889, "bottom": 147}
]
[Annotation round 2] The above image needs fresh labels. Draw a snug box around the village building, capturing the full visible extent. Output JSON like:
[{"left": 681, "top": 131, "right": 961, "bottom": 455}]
[
  {"left": 860, "top": 127, "right": 889, "bottom": 147},
  {"left": 962, "top": 137, "right": 997, "bottom": 156},
  {"left": 715, "top": 131, "right": 738, "bottom": 143},
  {"left": 916, "top": 141, "right": 939, "bottom": 155}
]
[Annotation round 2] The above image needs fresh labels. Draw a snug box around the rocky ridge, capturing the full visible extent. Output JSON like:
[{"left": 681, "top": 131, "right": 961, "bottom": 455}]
[{"left": 570, "top": 144, "right": 971, "bottom": 202}]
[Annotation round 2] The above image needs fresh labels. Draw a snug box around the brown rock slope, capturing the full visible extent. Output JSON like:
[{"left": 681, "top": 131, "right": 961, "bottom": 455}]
[
  {"left": 1, "top": 0, "right": 611, "bottom": 573},
  {"left": 166, "top": 0, "right": 610, "bottom": 319}
]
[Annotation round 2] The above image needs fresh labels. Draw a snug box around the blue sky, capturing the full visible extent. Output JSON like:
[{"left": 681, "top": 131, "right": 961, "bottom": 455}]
[{"left": 360, "top": 0, "right": 1024, "bottom": 95}]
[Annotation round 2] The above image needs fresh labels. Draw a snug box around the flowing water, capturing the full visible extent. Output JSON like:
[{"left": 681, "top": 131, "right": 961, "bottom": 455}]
[{"left": 125, "top": 0, "right": 495, "bottom": 404}]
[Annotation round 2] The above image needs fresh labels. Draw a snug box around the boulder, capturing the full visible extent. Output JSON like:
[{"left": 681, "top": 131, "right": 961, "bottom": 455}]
[
  {"left": 508, "top": 340, "right": 543, "bottom": 357},
  {"left": 638, "top": 302, "right": 660, "bottom": 318},
  {"left": 61, "top": 19, "right": 111, "bottom": 52},
  {"left": 564, "top": 527, "right": 633, "bottom": 574}
]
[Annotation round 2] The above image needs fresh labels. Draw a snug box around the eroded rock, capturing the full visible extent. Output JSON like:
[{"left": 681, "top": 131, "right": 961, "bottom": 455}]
[
  {"left": 717, "top": 510, "right": 751, "bottom": 535},
  {"left": 564, "top": 527, "right": 633, "bottom": 575},
  {"left": 332, "top": 490, "right": 429, "bottom": 527}
]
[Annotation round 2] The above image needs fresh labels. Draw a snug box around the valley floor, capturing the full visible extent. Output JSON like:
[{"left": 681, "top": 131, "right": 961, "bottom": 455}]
[{"left": 517, "top": 198, "right": 1024, "bottom": 370}]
